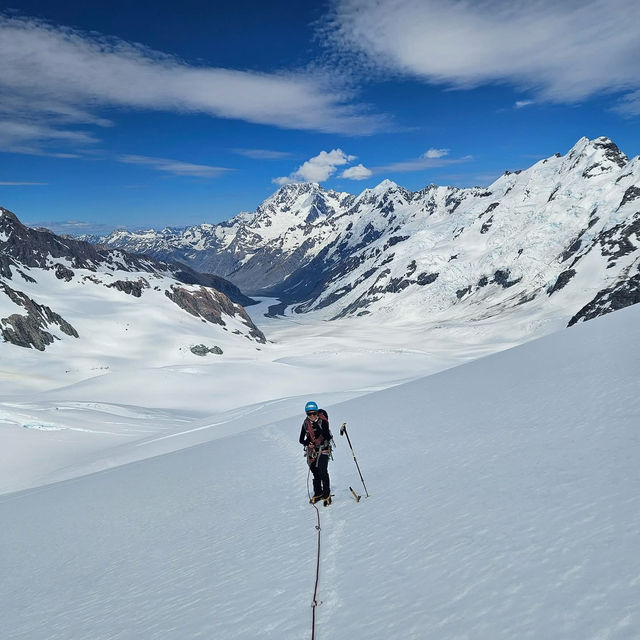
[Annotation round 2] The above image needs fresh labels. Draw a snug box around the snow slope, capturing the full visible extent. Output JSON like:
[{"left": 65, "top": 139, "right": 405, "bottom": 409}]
[
  {"left": 1, "top": 303, "right": 638, "bottom": 640},
  {"left": 0, "top": 290, "right": 557, "bottom": 495}
]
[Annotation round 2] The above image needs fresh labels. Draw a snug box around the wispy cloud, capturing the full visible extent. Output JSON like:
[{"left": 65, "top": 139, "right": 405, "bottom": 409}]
[
  {"left": 0, "top": 118, "right": 96, "bottom": 156},
  {"left": 232, "top": 148, "right": 293, "bottom": 160},
  {"left": 274, "top": 149, "right": 356, "bottom": 184},
  {"left": 0, "top": 15, "right": 386, "bottom": 157},
  {"left": 613, "top": 89, "right": 640, "bottom": 116},
  {"left": 23, "top": 219, "right": 115, "bottom": 235},
  {"left": 375, "top": 150, "right": 471, "bottom": 174},
  {"left": 119, "top": 155, "right": 232, "bottom": 178},
  {"left": 514, "top": 100, "right": 535, "bottom": 109},
  {"left": 0, "top": 181, "right": 48, "bottom": 186},
  {"left": 328, "top": 0, "right": 640, "bottom": 111}
]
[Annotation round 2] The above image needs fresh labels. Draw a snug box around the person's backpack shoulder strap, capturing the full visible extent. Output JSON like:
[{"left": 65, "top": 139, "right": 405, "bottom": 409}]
[{"left": 318, "top": 409, "right": 332, "bottom": 440}]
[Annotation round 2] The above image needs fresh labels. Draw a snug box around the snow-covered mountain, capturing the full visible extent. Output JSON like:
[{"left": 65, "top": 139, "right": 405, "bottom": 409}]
[
  {"left": 82, "top": 183, "right": 355, "bottom": 293},
  {"left": 89, "top": 137, "right": 640, "bottom": 327},
  {"left": 0, "top": 207, "right": 265, "bottom": 354}
]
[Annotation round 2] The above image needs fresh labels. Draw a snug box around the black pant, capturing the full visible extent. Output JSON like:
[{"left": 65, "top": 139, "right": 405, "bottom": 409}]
[{"left": 309, "top": 453, "right": 330, "bottom": 498}]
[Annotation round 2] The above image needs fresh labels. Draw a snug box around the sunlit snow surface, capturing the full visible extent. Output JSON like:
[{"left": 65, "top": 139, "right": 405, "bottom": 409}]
[
  {"left": 1, "top": 303, "right": 639, "bottom": 639},
  {"left": 0, "top": 294, "right": 545, "bottom": 494}
]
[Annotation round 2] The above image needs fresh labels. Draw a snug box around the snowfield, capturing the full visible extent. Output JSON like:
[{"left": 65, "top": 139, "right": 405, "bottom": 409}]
[{"left": 1, "top": 301, "right": 639, "bottom": 639}]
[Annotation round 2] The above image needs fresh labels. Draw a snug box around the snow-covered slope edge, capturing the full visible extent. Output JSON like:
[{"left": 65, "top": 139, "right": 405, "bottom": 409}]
[{"left": 1, "top": 302, "right": 638, "bottom": 639}]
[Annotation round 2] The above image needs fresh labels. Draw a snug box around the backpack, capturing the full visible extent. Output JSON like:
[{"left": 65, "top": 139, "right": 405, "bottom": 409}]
[
  {"left": 318, "top": 409, "right": 333, "bottom": 440},
  {"left": 305, "top": 409, "right": 333, "bottom": 453}
]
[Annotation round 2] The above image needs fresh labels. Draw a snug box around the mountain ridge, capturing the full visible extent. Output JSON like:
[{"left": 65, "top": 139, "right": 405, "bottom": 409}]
[{"left": 83, "top": 136, "right": 640, "bottom": 328}]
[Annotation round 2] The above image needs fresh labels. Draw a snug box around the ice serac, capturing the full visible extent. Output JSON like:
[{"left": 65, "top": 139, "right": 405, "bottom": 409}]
[
  {"left": 87, "top": 137, "right": 640, "bottom": 327},
  {"left": 0, "top": 207, "right": 265, "bottom": 351}
]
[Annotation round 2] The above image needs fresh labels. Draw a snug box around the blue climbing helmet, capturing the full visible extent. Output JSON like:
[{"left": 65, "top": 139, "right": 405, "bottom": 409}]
[{"left": 304, "top": 400, "right": 318, "bottom": 413}]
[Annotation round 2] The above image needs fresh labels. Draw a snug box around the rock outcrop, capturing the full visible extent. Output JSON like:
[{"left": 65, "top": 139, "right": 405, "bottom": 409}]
[
  {"left": 166, "top": 285, "right": 265, "bottom": 343},
  {"left": 0, "top": 282, "right": 78, "bottom": 350}
]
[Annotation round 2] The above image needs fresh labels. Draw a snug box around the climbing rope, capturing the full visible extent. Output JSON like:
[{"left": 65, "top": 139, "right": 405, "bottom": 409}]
[{"left": 307, "top": 467, "right": 322, "bottom": 640}]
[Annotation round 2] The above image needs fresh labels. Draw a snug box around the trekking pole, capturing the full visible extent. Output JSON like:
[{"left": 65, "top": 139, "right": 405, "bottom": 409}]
[{"left": 339, "top": 423, "right": 369, "bottom": 498}]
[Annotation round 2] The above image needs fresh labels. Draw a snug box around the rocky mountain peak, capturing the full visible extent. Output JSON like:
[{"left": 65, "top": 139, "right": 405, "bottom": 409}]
[
  {"left": 0, "top": 207, "right": 20, "bottom": 229},
  {"left": 270, "top": 181, "right": 321, "bottom": 203},
  {"left": 355, "top": 179, "right": 406, "bottom": 207},
  {"left": 563, "top": 136, "right": 629, "bottom": 177},
  {"left": 373, "top": 179, "right": 399, "bottom": 192},
  {"left": 254, "top": 181, "right": 352, "bottom": 229}
]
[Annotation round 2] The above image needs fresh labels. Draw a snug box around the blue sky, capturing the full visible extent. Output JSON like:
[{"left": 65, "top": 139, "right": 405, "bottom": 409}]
[{"left": 1, "top": 0, "right": 639, "bottom": 234}]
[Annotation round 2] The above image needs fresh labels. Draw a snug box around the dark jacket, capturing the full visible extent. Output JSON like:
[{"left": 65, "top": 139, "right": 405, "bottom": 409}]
[{"left": 299, "top": 416, "right": 332, "bottom": 447}]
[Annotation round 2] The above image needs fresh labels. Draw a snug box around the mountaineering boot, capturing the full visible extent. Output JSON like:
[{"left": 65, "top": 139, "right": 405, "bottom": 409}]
[
  {"left": 309, "top": 495, "right": 323, "bottom": 504},
  {"left": 323, "top": 495, "right": 332, "bottom": 507}
]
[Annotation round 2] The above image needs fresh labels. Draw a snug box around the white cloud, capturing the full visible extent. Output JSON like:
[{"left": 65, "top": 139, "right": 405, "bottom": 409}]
[
  {"left": 0, "top": 16, "right": 385, "bottom": 156},
  {"left": 274, "top": 149, "right": 356, "bottom": 184},
  {"left": 119, "top": 155, "right": 231, "bottom": 178},
  {"left": 341, "top": 163, "right": 373, "bottom": 180},
  {"left": 423, "top": 148, "right": 449, "bottom": 159},
  {"left": 329, "top": 0, "right": 640, "bottom": 109},
  {"left": 515, "top": 100, "right": 535, "bottom": 109}
]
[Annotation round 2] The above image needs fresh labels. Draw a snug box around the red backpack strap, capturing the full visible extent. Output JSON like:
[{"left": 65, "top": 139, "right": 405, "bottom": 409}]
[{"left": 305, "top": 418, "right": 324, "bottom": 446}]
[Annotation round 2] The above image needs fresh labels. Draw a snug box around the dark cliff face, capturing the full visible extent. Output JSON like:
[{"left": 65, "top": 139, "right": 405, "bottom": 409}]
[
  {"left": 169, "top": 264, "right": 256, "bottom": 308},
  {"left": 567, "top": 211, "right": 640, "bottom": 326},
  {"left": 0, "top": 281, "right": 79, "bottom": 350},
  {"left": 568, "top": 271, "right": 640, "bottom": 327}
]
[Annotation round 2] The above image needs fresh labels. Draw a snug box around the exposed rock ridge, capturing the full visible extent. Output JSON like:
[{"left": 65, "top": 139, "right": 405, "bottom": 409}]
[{"left": 0, "top": 282, "right": 78, "bottom": 350}]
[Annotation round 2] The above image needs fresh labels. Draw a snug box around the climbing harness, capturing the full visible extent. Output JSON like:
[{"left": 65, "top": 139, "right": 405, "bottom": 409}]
[{"left": 304, "top": 417, "right": 333, "bottom": 467}]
